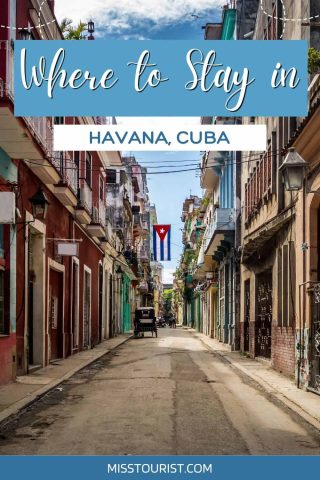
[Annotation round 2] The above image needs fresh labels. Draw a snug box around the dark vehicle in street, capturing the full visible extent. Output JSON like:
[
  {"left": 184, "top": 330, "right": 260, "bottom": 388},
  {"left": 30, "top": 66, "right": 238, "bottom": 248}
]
[
  {"left": 156, "top": 317, "right": 166, "bottom": 328},
  {"left": 134, "top": 307, "right": 157, "bottom": 337}
]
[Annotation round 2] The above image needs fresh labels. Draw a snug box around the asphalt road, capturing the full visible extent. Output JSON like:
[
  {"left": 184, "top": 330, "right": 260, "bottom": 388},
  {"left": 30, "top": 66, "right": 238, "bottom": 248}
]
[{"left": 0, "top": 328, "right": 320, "bottom": 455}]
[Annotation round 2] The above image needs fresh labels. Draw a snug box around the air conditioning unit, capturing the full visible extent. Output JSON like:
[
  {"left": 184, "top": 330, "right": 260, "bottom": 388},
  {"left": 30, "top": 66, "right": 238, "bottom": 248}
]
[{"left": 0, "top": 192, "right": 15, "bottom": 223}]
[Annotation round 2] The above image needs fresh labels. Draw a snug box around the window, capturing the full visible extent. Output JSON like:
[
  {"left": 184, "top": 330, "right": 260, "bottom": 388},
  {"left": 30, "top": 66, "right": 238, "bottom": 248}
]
[
  {"left": 0, "top": 225, "right": 4, "bottom": 258},
  {"left": 0, "top": 226, "right": 9, "bottom": 335},
  {"left": 0, "top": 270, "right": 5, "bottom": 334},
  {"left": 266, "top": 1, "right": 283, "bottom": 40},
  {"left": 106, "top": 169, "right": 117, "bottom": 184},
  {"left": 74, "top": 151, "right": 80, "bottom": 166},
  {"left": 74, "top": 152, "right": 80, "bottom": 192},
  {"left": 85, "top": 152, "right": 92, "bottom": 187},
  {"left": 282, "top": 244, "right": 289, "bottom": 324},
  {"left": 99, "top": 176, "right": 104, "bottom": 201},
  {"left": 245, "top": 145, "right": 272, "bottom": 223},
  {"left": 54, "top": 117, "right": 64, "bottom": 125}
]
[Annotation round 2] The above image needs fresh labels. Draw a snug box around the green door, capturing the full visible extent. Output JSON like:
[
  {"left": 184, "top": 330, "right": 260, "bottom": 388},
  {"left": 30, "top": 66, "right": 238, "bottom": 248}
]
[{"left": 122, "top": 274, "right": 131, "bottom": 332}]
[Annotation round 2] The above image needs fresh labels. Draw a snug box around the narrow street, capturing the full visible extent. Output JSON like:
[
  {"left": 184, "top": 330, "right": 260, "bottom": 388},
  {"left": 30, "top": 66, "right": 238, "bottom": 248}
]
[{"left": 0, "top": 328, "right": 319, "bottom": 456}]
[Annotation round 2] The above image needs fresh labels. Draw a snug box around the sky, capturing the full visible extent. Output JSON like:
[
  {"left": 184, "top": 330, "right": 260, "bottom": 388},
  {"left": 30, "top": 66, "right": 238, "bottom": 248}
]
[{"left": 54, "top": 0, "right": 222, "bottom": 282}]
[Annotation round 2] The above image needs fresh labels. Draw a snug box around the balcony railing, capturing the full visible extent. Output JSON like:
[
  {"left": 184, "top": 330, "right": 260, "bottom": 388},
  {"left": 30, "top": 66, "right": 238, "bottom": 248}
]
[
  {"left": 106, "top": 205, "right": 125, "bottom": 229},
  {"left": 137, "top": 281, "right": 149, "bottom": 292},
  {"left": 91, "top": 200, "right": 106, "bottom": 228},
  {"left": 94, "top": 116, "right": 116, "bottom": 125},
  {"left": 200, "top": 151, "right": 222, "bottom": 189},
  {"left": 79, "top": 181, "right": 92, "bottom": 212},
  {"left": 24, "top": 117, "right": 54, "bottom": 156},
  {"left": 51, "top": 151, "right": 78, "bottom": 194},
  {"left": 138, "top": 247, "right": 149, "bottom": 262},
  {"left": 24, "top": 117, "right": 79, "bottom": 195},
  {"left": 203, "top": 208, "right": 235, "bottom": 253},
  {"left": 309, "top": 74, "right": 320, "bottom": 111},
  {"left": 133, "top": 213, "right": 142, "bottom": 225},
  {"left": 0, "top": 41, "right": 14, "bottom": 100}
]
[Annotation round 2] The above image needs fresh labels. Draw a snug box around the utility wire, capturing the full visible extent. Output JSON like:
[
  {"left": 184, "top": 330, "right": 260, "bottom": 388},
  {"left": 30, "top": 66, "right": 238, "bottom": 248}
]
[{"left": 21, "top": 149, "right": 282, "bottom": 176}]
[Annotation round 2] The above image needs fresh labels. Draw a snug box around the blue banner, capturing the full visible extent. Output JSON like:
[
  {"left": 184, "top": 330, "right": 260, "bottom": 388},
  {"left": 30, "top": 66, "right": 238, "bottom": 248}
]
[
  {"left": 13, "top": 40, "right": 308, "bottom": 117},
  {"left": 1, "top": 456, "right": 320, "bottom": 480}
]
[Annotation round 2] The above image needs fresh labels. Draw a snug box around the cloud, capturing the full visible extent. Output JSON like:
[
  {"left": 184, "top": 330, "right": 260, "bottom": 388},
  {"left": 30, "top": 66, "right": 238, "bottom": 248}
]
[
  {"left": 121, "top": 35, "right": 150, "bottom": 40},
  {"left": 116, "top": 117, "right": 200, "bottom": 126},
  {"left": 162, "top": 268, "right": 175, "bottom": 284},
  {"left": 54, "top": 0, "right": 222, "bottom": 35}
]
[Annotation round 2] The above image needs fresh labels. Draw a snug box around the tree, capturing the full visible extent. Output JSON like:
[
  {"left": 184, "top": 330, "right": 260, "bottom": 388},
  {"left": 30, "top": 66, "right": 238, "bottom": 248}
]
[
  {"left": 163, "top": 289, "right": 173, "bottom": 317},
  {"left": 308, "top": 47, "right": 320, "bottom": 74},
  {"left": 60, "top": 18, "right": 87, "bottom": 40}
]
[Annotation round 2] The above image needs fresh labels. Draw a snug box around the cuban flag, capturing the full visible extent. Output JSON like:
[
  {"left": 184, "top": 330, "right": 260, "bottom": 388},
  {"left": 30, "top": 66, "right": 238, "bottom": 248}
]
[{"left": 153, "top": 225, "right": 171, "bottom": 261}]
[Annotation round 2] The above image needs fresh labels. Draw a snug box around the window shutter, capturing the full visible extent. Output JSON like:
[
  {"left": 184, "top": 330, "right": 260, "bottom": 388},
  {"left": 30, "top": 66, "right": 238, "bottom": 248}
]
[
  {"left": 282, "top": 244, "right": 289, "bottom": 327},
  {"left": 278, "top": 248, "right": 283, "bottom": 327},
  {"left": 289, "top": 241, "right": 296, "bottom": 327}
]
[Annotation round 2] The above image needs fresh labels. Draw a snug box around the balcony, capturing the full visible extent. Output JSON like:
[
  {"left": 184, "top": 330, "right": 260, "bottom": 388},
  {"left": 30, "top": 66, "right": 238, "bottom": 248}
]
[
  {"left": 200, "top": 152, "right": 225, "bottom": 189},
  {"left": 87, "top": 200, "right": 106, "bottom": 238},
  {"left": 0, "top": 41, "right": 14, "bottom": 102},
  {"left": 133, "top": 213, "right": 144, "bottom": 236},
  {"left": 138, "top": 247, "right": 149, "bottom": 264},
  {"left": 137, "top": 281, "right": 149, "bottom": 293},
  {"left": 309, "top": 73, "right": 320, "bottom": 111},
  {"left": 204, "top": 208, "right": 235, "bottom": 257},
  {"left": 79, "top": 181, "right": 92, "bottom": 211},
  {"left": 75, "top": 181, "right": 92, "bottom": 225},
  {"left": 0, "top": 44, "right": 56, "bottom": 164},
  {"left": 52, "top": 152, "right": 78, "bottom": 207},
  {"left": 106, "top": 205, "right": 125, "bottom": 230}
]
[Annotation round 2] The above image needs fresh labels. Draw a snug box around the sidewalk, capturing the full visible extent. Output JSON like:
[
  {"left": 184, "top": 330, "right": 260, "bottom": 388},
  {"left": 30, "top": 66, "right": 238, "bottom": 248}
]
[
  {"left": 188, "top": 328, "right": 320, "bottom": 431},
  {"left": 0, "top": 334, "right": 131, "bottom": 425}
]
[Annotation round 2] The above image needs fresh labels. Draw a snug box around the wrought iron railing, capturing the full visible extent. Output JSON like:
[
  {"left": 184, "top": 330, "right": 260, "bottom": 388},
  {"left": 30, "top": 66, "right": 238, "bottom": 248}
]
[
  {"left": 203, "top": 208, "right": 235, "bottom": 253},
  {"left": 51, "top": 151, "right": 78, "bottom": 194},
  {"left": 79, "top": 181, "right": 92, "bottom": 212},
  {"left": 0, "top": 41, "right": 14, "bottom": 100},
  {"left": 310, "top": 283, "right": 320, "bottom": 393}
]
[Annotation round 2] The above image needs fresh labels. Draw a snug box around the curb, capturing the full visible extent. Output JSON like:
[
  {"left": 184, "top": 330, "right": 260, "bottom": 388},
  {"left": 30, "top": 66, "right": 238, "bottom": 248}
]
[
  {"left": 190, "top": 330, "right": 320, "bottom": 432},
  {"left": 0, "top": 335, "right": 131, "bottom": 427}
]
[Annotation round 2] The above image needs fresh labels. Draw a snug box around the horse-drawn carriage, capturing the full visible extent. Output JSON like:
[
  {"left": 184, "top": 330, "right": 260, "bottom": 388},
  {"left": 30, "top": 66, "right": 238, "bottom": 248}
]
[{"left": 134, "top": 307, "right": 157, "bottom": 338}]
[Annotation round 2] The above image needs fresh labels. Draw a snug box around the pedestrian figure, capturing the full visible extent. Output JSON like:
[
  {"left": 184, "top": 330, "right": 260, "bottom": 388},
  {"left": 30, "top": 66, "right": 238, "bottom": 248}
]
[{"left": 172, "top": 317, "right": 176, "bottom": 329}]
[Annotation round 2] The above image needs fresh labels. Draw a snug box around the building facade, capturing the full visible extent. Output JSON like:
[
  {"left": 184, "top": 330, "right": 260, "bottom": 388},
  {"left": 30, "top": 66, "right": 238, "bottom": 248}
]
[
  {"left": 238, "top": 0, "right": 318, "bottom": 379},
  {"left": 0, "top": 0, "right": 158, "bottom": 385}
]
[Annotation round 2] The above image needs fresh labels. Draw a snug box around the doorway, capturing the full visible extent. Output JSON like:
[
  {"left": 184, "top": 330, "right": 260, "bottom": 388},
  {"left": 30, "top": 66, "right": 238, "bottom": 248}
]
[
  {"left": 109, "top": 273, "right": 113, "bottom": 338},
  {"left": 98, "top": 264, "right": 103, "bottom": 342},
  {"left": 26, "top": 228, "right": 45, "bottom": 370},
  {"left": 255, "top": 270, "right": 272, "bottom": 359},
  {"left": 83, "top": 268, "right": 91, "bottom": 348},
  {"left": 49, "top": 268, "right": 63, "bottom": 360},
  {"left": 244, "top": 279, "right": 250, "bottom": 352},
  {"left": 71, "top": 260, "right": 79, "bottom": 351}
]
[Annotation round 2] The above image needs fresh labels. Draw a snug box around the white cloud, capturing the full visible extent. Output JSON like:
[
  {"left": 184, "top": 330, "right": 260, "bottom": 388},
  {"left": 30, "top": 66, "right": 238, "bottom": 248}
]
[
  {"left": 162, "top": 268, "right": 174, "bottom": 284},
  {"left": 116, "top": 117, "right": 200, "bottom": 126},
  {"left": 54, "top": 0, "right": 221, "bottom": 34}
]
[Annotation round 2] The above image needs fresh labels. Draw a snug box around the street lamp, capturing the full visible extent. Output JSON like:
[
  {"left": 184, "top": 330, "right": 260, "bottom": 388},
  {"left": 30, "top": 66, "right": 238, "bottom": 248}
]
[
  {"left": 87, "top": 20, "right": 95, "bottom": 40},
  {"left": 87, "top": 20, "right": 95, "bottom": 34},
  {"left": 29, "top": 188, "right": 50, "bottom": 220},
  {"left": 279, "top": 147, "right": 308, "bottom": 192}
]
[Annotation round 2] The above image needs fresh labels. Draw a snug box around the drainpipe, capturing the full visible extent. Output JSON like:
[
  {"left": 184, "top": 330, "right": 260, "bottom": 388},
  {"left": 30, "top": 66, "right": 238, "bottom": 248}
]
[{"left": 298, "top": 181, "right": 307, "bottom": 388}]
